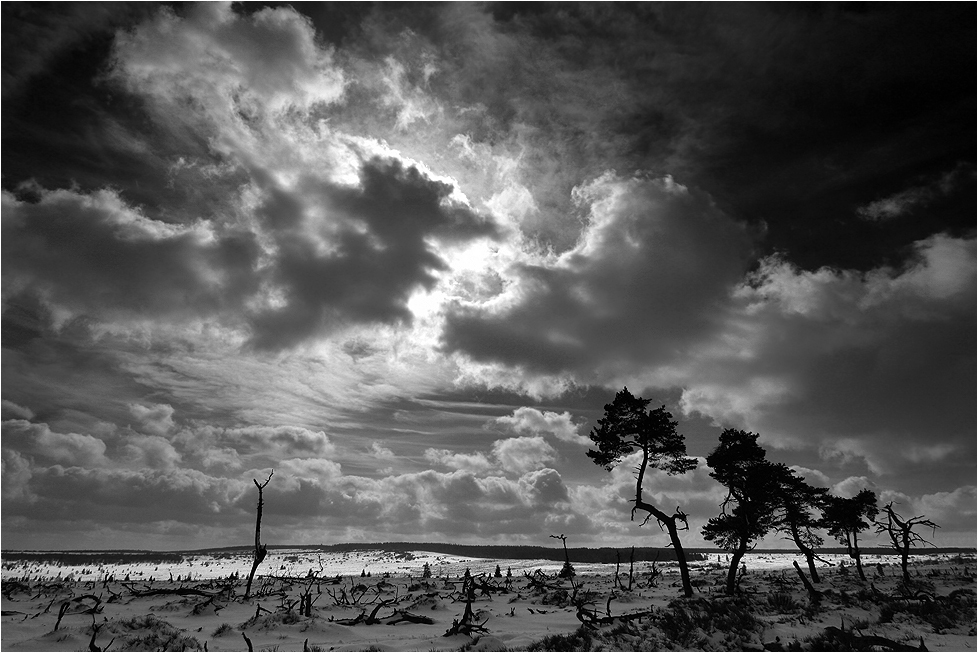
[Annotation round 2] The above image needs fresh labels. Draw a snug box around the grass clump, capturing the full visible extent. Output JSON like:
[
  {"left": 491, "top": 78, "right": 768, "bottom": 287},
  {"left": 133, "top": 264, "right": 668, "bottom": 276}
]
[
  {"left": 212, "top": 622, "right": 234, "bottom": 637},
  {"left": 108, "top": 613, "right": 203, "bottom": 651},
  {"left": 526, "top": 625, "right": 594, "bottom": 651}
]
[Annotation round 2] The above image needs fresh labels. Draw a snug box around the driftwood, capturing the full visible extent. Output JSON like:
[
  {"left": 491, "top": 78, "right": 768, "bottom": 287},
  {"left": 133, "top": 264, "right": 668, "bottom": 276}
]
[
  {"left": 444, "top": 586, "right": 489, "bottom": 637},
  {"left": 576, "top": 604, "right": 653, "bottom": 629},
  {"left": 54, "top": 595, "right": 103, "bottom": 629},
  {"left": 791, "top": 561, "right": 821, "bottom": 605},
  {"left": 88, "top": 615, "right": 115, "bottom": 652},
  {"left": 121, "top": 583, "right": 219, "bottom": 598},
  {"left": 822, "top": 625, "right": 926, "bottom": 651},
  {"left": 385, "top": 609, "right": 434, "bottom": 625}
]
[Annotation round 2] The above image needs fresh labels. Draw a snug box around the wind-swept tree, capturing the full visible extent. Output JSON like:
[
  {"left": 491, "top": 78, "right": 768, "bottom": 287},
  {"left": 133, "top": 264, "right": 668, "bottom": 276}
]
[
  {"left": 875, "top": 502, "right": 940, "bottom": 584},
  {"left": 587, "top": 388, "right": 698, "bottom": 597},
  {"left": 821, "top": 488, "right": 878, "bottom": 582},
  {"left": 702, "top": 429, "right": 782, "bottom": 595},
  {"left": 774, "top": 467, "right": 828, "bottom": 584}
]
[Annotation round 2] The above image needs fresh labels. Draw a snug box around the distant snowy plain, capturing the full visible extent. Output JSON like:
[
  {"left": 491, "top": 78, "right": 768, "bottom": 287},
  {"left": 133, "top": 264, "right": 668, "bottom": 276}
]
[{"left": 2, "top": 548, "right": 917, "bottom": 583}]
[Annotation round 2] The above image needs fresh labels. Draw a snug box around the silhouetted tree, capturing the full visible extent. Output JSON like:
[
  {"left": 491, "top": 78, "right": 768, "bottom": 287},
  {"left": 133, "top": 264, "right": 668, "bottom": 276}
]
[
  {"left": 702, "top": 429, "right": 782, "bottom": 595},
  {"left": 821, "top": 489, "right": 878, "bottom": 581},
  {"left": 550, "top": 534, "right": 575, "bottom": 578},
  {"left": 875, "top": 502, "right": 939, "bottom": 584},
  {"left": 774, "top": 467, "right": 828, "bottom": 584},
  {"left": 587, "top": 388, "right": 697, "bottom": 597},
  {"left": 245, "top": 470, "right": 274, "bottom": 599}
]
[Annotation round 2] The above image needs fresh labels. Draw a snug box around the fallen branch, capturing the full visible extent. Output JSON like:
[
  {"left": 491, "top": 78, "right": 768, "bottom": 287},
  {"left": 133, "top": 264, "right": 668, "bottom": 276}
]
[
  {"left": 385, "top": 609, "right": 435, "bottom": 625},
  {"left": 576, "top": 604, "right": 653, "bottom": 629},
  {"left": 822, "top": 626, "right": 926, "bottom": 651},
  {"left": 791, "top": 561, "right": 821, "bottom": 605}
]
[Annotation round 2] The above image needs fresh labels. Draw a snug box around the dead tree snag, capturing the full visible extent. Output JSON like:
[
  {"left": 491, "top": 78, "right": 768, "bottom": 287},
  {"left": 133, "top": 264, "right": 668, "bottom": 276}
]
[{"left": 244, "top": 471, "right": 273, "bottom": 600}]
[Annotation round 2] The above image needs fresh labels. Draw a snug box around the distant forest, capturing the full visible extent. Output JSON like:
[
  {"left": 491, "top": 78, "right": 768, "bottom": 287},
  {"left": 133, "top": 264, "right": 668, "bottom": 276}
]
[{"left": 2, "top": 543, "right": 973, "bottom": 567}]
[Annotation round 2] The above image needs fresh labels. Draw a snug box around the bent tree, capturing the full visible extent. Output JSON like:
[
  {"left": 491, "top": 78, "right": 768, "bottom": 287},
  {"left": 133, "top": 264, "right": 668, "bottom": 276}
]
[
  {"left": 587, "top": 388, "right": 698, "bottom": 597},
  {"left": 775, "top": 467, "right": 828, "bottom": 584},
  {"left": 821, "top": 488, "right": 878, "bottom": 582},
  {"left": 703, "top": 429, "right": 782, "bottom": 595}
]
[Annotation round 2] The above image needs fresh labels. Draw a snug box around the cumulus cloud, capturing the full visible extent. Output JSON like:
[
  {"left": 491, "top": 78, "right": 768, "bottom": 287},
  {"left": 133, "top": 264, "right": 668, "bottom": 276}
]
[
  {"left": 109, "top": 3, "right": 345, "bottom": 120},
  {"left": 423, "top": 448, "right": 494, "bottom": 474},
  {"left": 680, "top": 233, "right": 976, "bottom": 479},
  {"left": 495, "top": 407, "right": 589, "bottom": 445},
  {"left": 204, "top": 425, "right": 337, "bottom": 459},
  {"left": 3, "top": 420, "right": 109, "bottom": 467},
  {"left": 491, "top": 436, "right": 557, "bottom": 475},
  {"left": 1, "top": 188, "right": 260, "bottom": 326},
  {"left": 1, "top": 4, "right": 501, "bottom": 355},
  {"left": 128, "top": 403, "right": 175, "bottom": 436},
  {"left": 443, "top": 173, "right": 752, "bottom": 385},
  {"left": 119, "top": 434, "right": 182, "bottom": 470}
]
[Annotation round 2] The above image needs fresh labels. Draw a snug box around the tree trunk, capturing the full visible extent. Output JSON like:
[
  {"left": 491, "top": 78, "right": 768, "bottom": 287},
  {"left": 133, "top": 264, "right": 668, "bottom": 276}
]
[
  {"left": 789, "top": 522, "right": 820, "bottom": 584},
  {"left": 852, "top": 532, "right": 866, "bottom": 582},
  {"left": 245, "top": 472, "right": 273, "bottom": 599},
  {"left": 900, "top": 541, "right": 911, "bottom": 584},
  {"left": 665, "top": 519, "right": 694, "bottom": 598},
  {"left": 634, "top": 446, "right": 694, "bottom": 598},
  {"left": 805, "top": 552, "right": 820, "bottom": 584},
  {"left": 726, "top": 539, "right": 748, "bottom": 595}
]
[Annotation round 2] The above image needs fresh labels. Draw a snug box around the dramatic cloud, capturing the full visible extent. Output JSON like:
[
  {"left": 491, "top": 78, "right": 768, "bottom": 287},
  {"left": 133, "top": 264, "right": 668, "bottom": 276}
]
[
  {"left": 680, "top": 233, "right": 975, "bottom": 480},
  {"left": 444, "top": 173, "right": 752, "bottom": 387},
  {"left": 2, "top": 3, "right": 974, "bottom": 549}
]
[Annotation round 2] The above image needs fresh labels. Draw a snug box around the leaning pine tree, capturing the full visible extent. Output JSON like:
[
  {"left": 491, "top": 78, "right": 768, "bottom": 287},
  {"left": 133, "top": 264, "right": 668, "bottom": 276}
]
[{"left": 587, "top": 388, "right": 698, "bottom": 597}]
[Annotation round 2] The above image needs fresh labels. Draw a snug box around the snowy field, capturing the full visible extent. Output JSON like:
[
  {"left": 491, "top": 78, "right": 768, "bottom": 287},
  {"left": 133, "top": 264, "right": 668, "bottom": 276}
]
[{"left": 0, "top": 547, "right": 949, "bottom": 583}]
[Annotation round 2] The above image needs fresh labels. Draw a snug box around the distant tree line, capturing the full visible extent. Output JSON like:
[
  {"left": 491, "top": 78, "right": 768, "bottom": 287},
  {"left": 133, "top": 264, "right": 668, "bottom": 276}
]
[{"left": 3, "top": 552, "right": 184, "bottom": 565}]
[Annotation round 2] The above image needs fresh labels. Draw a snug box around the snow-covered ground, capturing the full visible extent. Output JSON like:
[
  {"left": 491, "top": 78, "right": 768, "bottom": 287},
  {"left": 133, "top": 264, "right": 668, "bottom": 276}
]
[{"left": 1, "top": 547, "right": 961, "bottom": 583}]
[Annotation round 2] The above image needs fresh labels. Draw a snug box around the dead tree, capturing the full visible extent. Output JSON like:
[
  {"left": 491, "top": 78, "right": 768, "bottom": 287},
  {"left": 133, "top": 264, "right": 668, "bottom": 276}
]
[
  {"left": 443, "top": 581, "right": 489, "bottom": 637},
  {"left": 875, "top": 502, "right": 940, "bottom": 585},
  {"left": 550, "top": 534, "right": 575, "bottom": 578},
  {"left": 244, "top": 471, "right": 274, "bottom": 600}
]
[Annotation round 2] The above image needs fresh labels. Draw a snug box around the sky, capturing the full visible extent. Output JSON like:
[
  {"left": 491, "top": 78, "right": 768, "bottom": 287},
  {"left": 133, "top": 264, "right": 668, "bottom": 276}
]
[{"left": 2, "top": 2, "right": 975, "bottom": 552}]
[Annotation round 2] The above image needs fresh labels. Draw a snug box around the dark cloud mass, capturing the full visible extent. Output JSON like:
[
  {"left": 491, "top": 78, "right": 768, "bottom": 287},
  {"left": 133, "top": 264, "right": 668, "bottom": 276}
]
[{"left": 1, "top": 2, "right": 974, "bottom": 550}]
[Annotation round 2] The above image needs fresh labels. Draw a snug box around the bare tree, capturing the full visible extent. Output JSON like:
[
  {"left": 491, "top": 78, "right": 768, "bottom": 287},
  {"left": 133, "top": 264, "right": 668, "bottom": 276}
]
[
  {"left": 875, "top": 502, "right": 939, "bottom": 584},
  {"left": 550, "top": 533, "right": 575, "bottom": 578},
  {"left": 587, "top": 388, "right": 697, "bottom": 597},
  {"left": 244, "top": 470, "right": 274, "bottom": 599}
]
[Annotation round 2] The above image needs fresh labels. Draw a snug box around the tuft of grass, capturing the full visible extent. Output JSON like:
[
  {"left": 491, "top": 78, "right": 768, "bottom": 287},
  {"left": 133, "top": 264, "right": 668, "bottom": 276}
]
[
  {"left": 109, "top": 613, "right": 203, "bottom": 651},
  {"left": 525, "top": 625, "right": 594, "bottom": 651},
  {"left": 764, "top": 592, "right": 800, "bottom": 613},
  {"left": 212, "top": 622, "right": 234, "bottom": 637}
]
